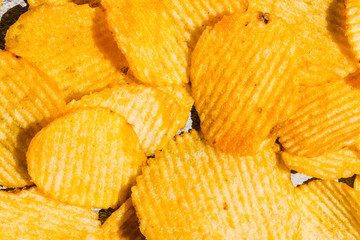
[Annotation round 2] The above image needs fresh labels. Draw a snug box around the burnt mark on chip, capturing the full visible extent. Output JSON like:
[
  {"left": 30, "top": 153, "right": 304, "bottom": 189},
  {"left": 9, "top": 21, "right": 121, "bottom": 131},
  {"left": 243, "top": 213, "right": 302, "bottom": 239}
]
[
  {"left": 223, "top": 202, "right": 228, "bottom": 210},
  {"left": 244, "top": 21, "right": 250, "bottom": 27},
  {"left": 120, "top": 66, "right": 129, "bottom": 75},
  {"left": 258, "top": 12, "right": 270, "bottom": 24},
  {"left": 14, "top": 55, "right": 21, "bottom": 59}
]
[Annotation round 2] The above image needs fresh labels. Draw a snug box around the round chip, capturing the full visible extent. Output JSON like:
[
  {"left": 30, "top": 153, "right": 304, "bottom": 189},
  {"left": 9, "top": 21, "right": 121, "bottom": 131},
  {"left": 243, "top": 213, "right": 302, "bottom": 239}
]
[
  {"left": 67, "top": 83, "right": 193, "bottom": 155},
  {"left": 27, "top": 107, "right": 147, "bottom": 208},
  {"left": 0, "top": 50, "right": 65, "bottom": 188},
  {"left": 102, "top": 198, "right": 145, "bottom": 240},
  {"left": 132, "top": 131, "right": 299, "bottom": 239},
  {"left": 346, "top": 0, "right": 360, "bottom": 63},
  {"left": 191, "top": 10, "right": 299, "bottom": 155},
  {"left": 5, "top": 3, "right": 130, "bottom": 102},
  {"left": 0, "top": 187, "right": 102, "bottom": 239},
  {"left": 101, "top": 0, "right": 248, "bottom": 86}
]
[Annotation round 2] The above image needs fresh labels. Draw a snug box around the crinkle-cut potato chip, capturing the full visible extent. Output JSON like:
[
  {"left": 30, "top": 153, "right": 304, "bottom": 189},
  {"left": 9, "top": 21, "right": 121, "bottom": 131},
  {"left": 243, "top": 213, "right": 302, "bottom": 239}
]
[
  {"left": 27, "top": 0, "right": 100, "bottom": 8},
  {"left": 249, "top": 0, "right": 357, "bottom": 86},
  {"left": 27, "top": 107, "right": 147, "bottom": 209},
  {"left": 279, "top": 75, "right": 360, "bottom": 158},
  {"left": 132, "top": 131, "right": 299, "bottom": 239},
  {"left": 0, "top": 50, "right": 65, "bottom": 188},
  {"left": 281, "top": 148, "right": 360, "bottom": 180},
  {"left": 67, "top": 83, "right": 193, "bottom": 155},
  {"left": 296, "top": 180, "right": 360, "bottom": 239},
  {"left": 346, "top": 0, "right": 360, "bottom": 62},
  {"left": 0, "top": 187, "right": 102, "bottom": 239},
  {"left": 191, "top": 10, "right": 299, "bottom": 155},
  {"left": 5, "top": 3, "right": 130, "bottom": 102},
  {"left": 354, "top": 175, "right": 360, "bottom": 191},
  {"left": 102, "top": 198, "right": 145, "bottom": 240},
  {"left": 101, "top": 0, "right": 248, "bottom": 87}
]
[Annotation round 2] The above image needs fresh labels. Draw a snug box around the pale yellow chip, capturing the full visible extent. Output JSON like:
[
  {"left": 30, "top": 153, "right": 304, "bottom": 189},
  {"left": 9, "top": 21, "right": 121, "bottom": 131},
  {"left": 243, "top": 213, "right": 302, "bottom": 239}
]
[
  {"left": 191, "top": 10, "right": 299, "bottom": 155},
  {"left": 27, "top": 107, "right": 147, "bottom": 208},
  {"left": 250, "top": 0, "right": 357, "bottom": 86},
  {"left": 132, "top": 131, "right": 299, "bottom": 239},
  {"left": 0, "top": 50, "right": 65, "bottom": 188},
  {"left": 67, "top": 83, "right": 193, "bottom": 155},
  {"left": 296, "top": 180, "right": 360, "bottom": 239},
  {"left": 279, "top": 76, "right": 360, "bottom": 157},
  {"left": 5, "top": 3, "right": 129, "bottom": 102},
  {"left": 102, "top": 0, "right": 248, "bottom": 86},
  {"left": 281, "top": 148, "right": 360, "bottom": 180},
  {"left": 346, "top": 0, "right": 360, "bottom": 62},
  {"left": 0, "top": 187, "right": 102, "bottom": 239},
  {"left": 102, "top": 198, "right": 145, "bottom": 240}
]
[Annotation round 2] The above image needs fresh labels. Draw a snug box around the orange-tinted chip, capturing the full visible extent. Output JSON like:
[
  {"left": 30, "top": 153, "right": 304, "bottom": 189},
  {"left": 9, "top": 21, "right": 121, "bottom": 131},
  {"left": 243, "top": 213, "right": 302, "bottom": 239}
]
[
  {"left": 27, "top": 0, "right": 99, "bottom": 8},
  {"left": 27, "top": 107, "right": 147, "bottom": 208},
  {"left": 191, "top": 10, "right": 298, "bottom": 155},
  {"left": 0, "top": 50, "right": 65, "bottom": 188},
  {"left": 346, "top": 0, "right": 360, "bottom": 62}
]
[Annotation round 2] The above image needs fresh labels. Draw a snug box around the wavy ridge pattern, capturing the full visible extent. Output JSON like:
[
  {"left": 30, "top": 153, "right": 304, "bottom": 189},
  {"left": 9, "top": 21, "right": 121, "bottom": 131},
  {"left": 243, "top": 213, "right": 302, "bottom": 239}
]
[{"left": 346, "top": 0, "right": 360, "bottom": 61}]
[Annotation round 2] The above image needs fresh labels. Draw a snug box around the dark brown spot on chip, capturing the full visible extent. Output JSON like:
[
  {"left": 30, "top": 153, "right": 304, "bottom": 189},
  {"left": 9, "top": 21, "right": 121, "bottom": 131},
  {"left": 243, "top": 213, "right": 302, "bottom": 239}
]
[{"left": 258, "top": 12, "right": 270, "bottom": 24}]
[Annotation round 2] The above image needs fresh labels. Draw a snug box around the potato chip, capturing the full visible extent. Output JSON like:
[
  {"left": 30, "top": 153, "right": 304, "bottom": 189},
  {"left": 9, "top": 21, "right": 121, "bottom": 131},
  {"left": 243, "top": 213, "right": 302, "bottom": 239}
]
[
  {"left": 250, "top": 0, "right": 357, "bottom": 86},
  {"left": 101, "top": 0, "right": 248, "bottom": 87},
  {"left": 102, "top": 198, "right": 145, "bottom": 240},
  {"left": 296, "top": 180, "right": 360, "bottom": 239},
  {"left": 0, "top": 187, "right": 102, "bottom": 239},
  {"left": 132, "top": 131, "right": 299, "bottom": 239},
  {"left": 27, "top": 107, "right": 147, "bottom": 208},
  {"left": 191, "top": 10, "right": 299, "bottom": 155},
  {"left": 281, "top": 148, "right": 360, "bottom": 180},
  {"left": 5, "top": 3, "right": 129, "bottom": 102},
  {"left": 27, "top": 0, "right": 99, "bottom": 8},
  {"left": 0, "top": 50, "right": 65, "bottom": 188},
  {"left": 279, "top": 76, "right": 360, "bottom": 157},
  {"left": 354, "top": 175, "right": 360, "bottom": 191},
  {"left": 67, "top": 83, "right": 193, "bottom": 155},
  {"left": 346, "top": 0, "right": 360, "bottom": 62}
]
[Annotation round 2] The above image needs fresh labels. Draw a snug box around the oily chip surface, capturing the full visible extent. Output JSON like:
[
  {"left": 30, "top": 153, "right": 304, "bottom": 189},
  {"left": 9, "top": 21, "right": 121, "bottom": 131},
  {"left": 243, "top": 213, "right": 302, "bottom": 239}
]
[
  {"left": 67, "top": 83, "right": 193, "bottom": 155},
  {"left": 102, "top": 0, "right": 248, "bottom": 86},
  {"left": 132, "top": 131, "right": 298, "bottom": 239},
  {"left": 191, "top": 10, "right": 298, "bottom": 155},
  {"left": 27, "top": 107, "right": 147, "bottom": 209},
  {"left": 5, "top": 3, "right": 129, "bottom": 102},
  {"left": 0, "top": 50, "right": 65, "bottom": 188},
  {"left": 346, "top": 0, "right": 360, "bottom": 62},
  {"left": 0, "top": 187, "right": 102, "bottom": 239}
]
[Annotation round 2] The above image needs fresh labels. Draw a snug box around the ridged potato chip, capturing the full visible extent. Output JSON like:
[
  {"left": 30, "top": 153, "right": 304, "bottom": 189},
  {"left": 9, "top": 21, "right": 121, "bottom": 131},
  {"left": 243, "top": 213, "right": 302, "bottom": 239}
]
[
  {"left": 191, "top": 10, "right": 298, "bottom": 155},
  {"left": 27, "top": 0, "right": 99, "bottom": 8},
  {"left": 27, "top": 107, "right": 147, "bottom": 208},
  {"left": 132, "top": 131, "right": 299, "bottom": 239},
  {"left": 346, "top": 0, "right": 360, "bottom": 62},
  {"left": 354, "top": 175, "right": 360, "bottom": 191},
  {"left": 250, "top": 0, "right": 357, "bottom": 86},
  {"left": 102, "top": 198, "right": 145, "bottom": 240},
  {"left": 67, "top": 83, "right": 193, "bottom": 155},
  {"left": 101, "top": 0, "right": 248, "bottom": 86},
  {"left": 0, "top": 50, "right": 65, "bottom": 188},
  {"left": 279, "top": 76, "right": 360, "bottom": 157},
  {"left": 281, "top": 148, "right": 360, "bottom": 180},
  {"left": 296, "top": 180, "right": 360, "bottom": 239},
  {"left": 0, "top": 187, "right": 102, "bottom": 239},
  {"left": 5, "top": 3, "right": 129, "bottom": 102}
]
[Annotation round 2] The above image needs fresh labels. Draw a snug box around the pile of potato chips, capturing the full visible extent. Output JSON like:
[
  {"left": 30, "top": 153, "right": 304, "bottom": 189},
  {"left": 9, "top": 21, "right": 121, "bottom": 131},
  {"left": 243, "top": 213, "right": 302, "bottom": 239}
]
[{"left": 2, "top": 0, "right": 360, "bottom": 238}]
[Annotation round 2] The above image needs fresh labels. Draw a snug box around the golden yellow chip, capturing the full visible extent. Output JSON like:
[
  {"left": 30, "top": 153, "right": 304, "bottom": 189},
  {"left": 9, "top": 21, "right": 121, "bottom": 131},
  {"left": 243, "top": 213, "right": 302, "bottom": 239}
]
[
  {"left": 281, "top": 148, "right": 360, "bottom": 180},
  {"left": 67, "top": 83, "right": 193, "bottom": 155},
  {"left": 101, "top": 0, "right": 248, "bottom": 86},
  {"left": 354, "top": 175, "right": 360, "bottom": 191},
  {"left": 27, "top": 107, "right": 147, "bottom": 208},
  {"left": 250, "top": 0, "right": 357, "bottom": 86},
  {"left": 5, "top": 3, "right": 129, "bottom": 102},
  {"left": 102, "top": 198, "right": 145, "bottom": 240},
  {"left": 27, "top": 0, "right": 99, "bottom": 8},
  {"left": 296, "top": 180, "right": 360, "bottom": 239},
  {"left": 0, "top": 50, "right": 65, "bottom": 188},
  {"left": 279, "top": 76, "right": 360, "bottom": 157},
  {"left": 191, "top": 10, "right": 298, "bottom": 155},
  {"left": 346, "top": 0, "right": 360, "bottom": 62},
  {"left": 132, "top": 131, "right": 299, "bottom": 239},
  {"left": 0, "top": 187, "right": 102, "bottom": 239}
]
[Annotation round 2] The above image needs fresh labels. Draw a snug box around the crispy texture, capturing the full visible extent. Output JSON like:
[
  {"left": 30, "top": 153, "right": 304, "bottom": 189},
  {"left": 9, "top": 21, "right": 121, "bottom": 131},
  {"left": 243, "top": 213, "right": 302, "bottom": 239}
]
[
  {"left": 27, "top": 0, "right": 99, "bottom": 8},
  {"left": 354, "top": 175, "right": 360, "bottom": 191},
  {"left": 296, "top": 180, "right": 360, "bottom": 239},
  {"left": 27, "top": 107, "right": 146, "bottom": 208},
  {"left": 132, "top": 131, "right": 299, "bottom": 239},
  {"left": 102, "top": 198, "right": 145, "bottom": 240},
  {"left": 346, "top": 0, "right": 360, "bottom": 62},
  {"left": 279, "top": 76, "right": 360, "bottom": 157},
  {"left": 67, "top": 83, "right": 193, "bottom": 154},
  {"left": 191, "top": 10, "right": 298, "bottom": 155},
  {"left": 250, "top": 0, "right": 357, "bottom": 86},
  {"left": 102, "top": 0, "right": 248, "bottom": 86},
  {"left": 0, "top": 50, "right": 65, "bottom": 188},
  {"left": 5, "top": 3, "right": 129, "bottom": 102},
  {"left": 281, "top": 148, "right": 360, "bottom": 180},
  {"left": 0, "top": 187, "right": 102, "bottom": 239}
]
